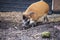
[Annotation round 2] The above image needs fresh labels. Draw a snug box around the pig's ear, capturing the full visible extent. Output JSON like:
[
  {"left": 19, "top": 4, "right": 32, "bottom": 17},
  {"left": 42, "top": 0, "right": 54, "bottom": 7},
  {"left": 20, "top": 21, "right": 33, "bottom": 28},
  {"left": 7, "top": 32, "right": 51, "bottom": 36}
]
[{"left": 29, "top": 12, "right": 34, "bottom": 15}]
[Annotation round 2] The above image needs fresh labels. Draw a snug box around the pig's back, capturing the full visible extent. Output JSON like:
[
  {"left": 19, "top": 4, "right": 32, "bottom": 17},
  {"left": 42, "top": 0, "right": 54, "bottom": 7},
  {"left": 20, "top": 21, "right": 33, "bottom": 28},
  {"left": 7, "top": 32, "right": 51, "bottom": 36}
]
[{"left": 24, "top": 1, "right": 49, "bottom": 21}]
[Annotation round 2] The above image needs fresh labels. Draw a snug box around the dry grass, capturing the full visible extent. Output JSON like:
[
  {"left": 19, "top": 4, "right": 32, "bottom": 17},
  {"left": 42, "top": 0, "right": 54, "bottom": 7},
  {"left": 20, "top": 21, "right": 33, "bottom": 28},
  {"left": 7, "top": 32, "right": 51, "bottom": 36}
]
[
  {"left": 47, "top": 14, "right": 60, "bottom": 22},
  {"left": 0, "top": 12, "right": 60, "bottom": 23},
  {"left": 37, "top": 14, "right": 60, "bottom": 22},
  {"left": 0, "top": 12, "right": 23, "bottom": 23}
]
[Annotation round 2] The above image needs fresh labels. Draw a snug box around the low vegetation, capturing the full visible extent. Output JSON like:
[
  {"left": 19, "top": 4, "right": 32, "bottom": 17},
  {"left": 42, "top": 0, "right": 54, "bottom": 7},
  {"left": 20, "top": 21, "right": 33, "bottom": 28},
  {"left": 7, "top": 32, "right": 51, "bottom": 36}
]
[{"left": 0, "top": 12, "right": 23, "bottom": 23}]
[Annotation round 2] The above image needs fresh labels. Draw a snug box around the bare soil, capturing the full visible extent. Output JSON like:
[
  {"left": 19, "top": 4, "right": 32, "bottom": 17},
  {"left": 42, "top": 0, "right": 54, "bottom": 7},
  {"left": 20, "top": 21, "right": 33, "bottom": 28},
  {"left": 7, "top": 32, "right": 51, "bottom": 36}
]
[{"left": 0, "top": 20, "right": 60, "bottom": 40}]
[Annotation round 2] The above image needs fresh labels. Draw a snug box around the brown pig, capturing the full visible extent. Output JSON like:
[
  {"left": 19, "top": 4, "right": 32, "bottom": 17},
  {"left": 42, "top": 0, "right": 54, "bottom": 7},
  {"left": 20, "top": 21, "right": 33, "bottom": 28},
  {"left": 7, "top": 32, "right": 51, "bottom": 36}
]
[{"left": 23, "top": 1, "right": 49, "bottom": 22}]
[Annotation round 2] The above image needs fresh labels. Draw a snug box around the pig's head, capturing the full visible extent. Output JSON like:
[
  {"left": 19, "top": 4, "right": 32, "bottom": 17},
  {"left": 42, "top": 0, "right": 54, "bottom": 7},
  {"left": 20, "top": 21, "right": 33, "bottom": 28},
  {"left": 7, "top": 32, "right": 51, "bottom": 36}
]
[{"left": 22, "top": 12, "right": 36, "bottom": 27}]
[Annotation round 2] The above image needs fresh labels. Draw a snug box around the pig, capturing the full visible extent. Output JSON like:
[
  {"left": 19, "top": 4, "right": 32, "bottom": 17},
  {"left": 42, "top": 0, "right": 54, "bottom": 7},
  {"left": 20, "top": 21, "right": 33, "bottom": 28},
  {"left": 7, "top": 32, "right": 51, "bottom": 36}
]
[{"left": 22, "top": 1, "right": 49, "bottom": 27}]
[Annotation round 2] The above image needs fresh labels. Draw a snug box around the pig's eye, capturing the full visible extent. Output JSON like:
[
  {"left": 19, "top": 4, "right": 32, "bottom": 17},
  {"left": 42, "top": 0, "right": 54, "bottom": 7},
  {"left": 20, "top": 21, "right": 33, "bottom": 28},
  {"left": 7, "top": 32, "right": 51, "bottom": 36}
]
[{"left": 23, "top": 15, "right": 28, "bottom": 21}]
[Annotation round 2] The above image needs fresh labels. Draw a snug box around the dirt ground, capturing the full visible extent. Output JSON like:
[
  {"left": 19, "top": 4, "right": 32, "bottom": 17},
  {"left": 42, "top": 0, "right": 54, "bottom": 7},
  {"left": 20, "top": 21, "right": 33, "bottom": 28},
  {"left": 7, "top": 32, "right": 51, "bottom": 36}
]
[
  {"left": 0, "top": 12, "right": 60, "bottom": 40},
  {"left": 0, "top": 20, "right": 60, "bottom": 40}
]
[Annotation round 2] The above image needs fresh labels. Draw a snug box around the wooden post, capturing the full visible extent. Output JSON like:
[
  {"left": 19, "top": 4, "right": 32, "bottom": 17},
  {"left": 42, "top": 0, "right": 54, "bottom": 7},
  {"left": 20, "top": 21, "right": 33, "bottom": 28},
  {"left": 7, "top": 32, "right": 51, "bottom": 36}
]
[
  {"left": 41, "top": 0, "right": 44, "bottom": 1},
  {"left": 52, "top": 0, "right": 54, "bottom": 10},
  {"left": 53, "top": 0, "right": 60, "bottom": 11}
]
